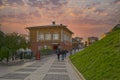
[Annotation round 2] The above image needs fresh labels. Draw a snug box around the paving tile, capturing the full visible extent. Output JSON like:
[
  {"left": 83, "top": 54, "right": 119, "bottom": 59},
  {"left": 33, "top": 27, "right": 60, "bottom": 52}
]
[
  {"left": 49, "top": 69, "right": 67, "bottom": 72},
  {"left": 27, "top": 65, "right": 41, "bottom": 67},
  {"left": 0, "top": 73, "right": 29, "bottom": 79},
  {"left": 27, "top": 62, "right": 44, "bottom": 67},
  {"left": 52, "top": 62, "right": 65, "bottom": 65},
  {"left": 33, "top": 62, "right": 44, "bottom": 65},
  {"left": 41, "top": 58, "right": 49, "bottom": 62},
  {"left": 51, "top": 65, "right": 66, "bottom": 68},
  {"left": 16, "top": 68, "right": 36, "bottom": 72},
  {"left": 43, "top": 74, "right": 70, "bottom": 80}
]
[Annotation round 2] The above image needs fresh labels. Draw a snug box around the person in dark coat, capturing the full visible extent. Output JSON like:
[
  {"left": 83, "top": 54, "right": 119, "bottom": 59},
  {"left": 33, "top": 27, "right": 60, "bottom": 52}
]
[
  {"left": 61, "top": 49, "right": 66, "bottom": 61},
  {"left": 64, "top": 49, "right": 68, "bottom": 58},
  {"left": 56, "top": 48, "right": 61, "bottom": 61}
]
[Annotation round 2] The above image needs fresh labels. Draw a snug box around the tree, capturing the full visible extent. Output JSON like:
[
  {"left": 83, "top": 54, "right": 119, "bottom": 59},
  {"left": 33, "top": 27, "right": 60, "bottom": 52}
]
[
  {"left": 5, "top": 33, "right": 29, "bottom": 60},
  {"left": 0, "top": 31, "right": 5, "bottom": 48},
  {"left": 0, "top": 31, "right": 6, "bottom": 61},
  {"left": 0, "top": 32, "right": 29, "bottom": 62},
  {"left": 0, "top": 47, "right": 9, "bottom": 62}
]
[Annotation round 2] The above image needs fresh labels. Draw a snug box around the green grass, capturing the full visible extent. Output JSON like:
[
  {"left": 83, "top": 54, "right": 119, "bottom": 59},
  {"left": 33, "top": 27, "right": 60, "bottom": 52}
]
[{"left": 70, "top": 29, "right": 120, "bottom": 80}]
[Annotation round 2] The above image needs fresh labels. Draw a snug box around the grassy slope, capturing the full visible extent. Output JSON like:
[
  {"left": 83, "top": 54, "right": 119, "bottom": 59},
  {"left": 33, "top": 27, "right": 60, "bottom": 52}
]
[{"left": 70, "top": 29, "right": 120, "bottom": 80}]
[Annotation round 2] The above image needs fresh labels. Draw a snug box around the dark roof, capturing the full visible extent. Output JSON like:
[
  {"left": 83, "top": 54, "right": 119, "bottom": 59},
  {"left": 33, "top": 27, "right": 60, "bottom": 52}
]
[
  {"left": 88, "top": 37, "right": 98, "bottom": 40},
  {"left": 26, "top": 24, "right": 74, "bottom": 34},
  {"left": 112, "top": 24, "right": 120, "bottom": 31},
  {"left": 26, "top": 24, "right": 67, "bottom": 29}
]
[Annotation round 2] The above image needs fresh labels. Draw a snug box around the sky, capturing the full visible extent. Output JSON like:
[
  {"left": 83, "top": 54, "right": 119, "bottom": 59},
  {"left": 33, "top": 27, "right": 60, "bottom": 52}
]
[{"left": 0, "top": 0, "right": 120, "bottom": 40}]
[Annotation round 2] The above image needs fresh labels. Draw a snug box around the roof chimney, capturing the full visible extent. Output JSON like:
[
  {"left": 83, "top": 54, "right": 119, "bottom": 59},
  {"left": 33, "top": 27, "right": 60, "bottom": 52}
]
[{"left": 52, "top": 21, "right": 55, "bottom": 25}]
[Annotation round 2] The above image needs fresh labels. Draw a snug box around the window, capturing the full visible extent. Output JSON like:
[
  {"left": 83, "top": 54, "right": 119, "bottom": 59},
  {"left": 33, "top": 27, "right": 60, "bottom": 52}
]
[
  {"left": 53, "top": 33, "right": 59, "bottom": 40},
  {"left": 44, "top": 45, "right": 47, "bottom": 49},
  {"left": 38, "top": 46, "right": 42, "bottom": 50},
  {"left": 63, "top": 34, "right": 67, "bottom": 41},
  {"left": 70, "top": 38, "right": 72, "bottom": 42},
  {"left": 45, "top": 34, "right": 51, "bottom": 40},
  {"left": 39, "top": 34, "right": 44, "bottom": 40},
  {"left": 37, "top": 31, "right": 39, "bottom": 41}
]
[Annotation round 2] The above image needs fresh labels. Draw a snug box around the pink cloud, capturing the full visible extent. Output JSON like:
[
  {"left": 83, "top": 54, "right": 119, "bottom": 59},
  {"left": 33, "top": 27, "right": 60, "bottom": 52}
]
[{"left": 0, "top": 0, "right": 119, "bottom": 39}]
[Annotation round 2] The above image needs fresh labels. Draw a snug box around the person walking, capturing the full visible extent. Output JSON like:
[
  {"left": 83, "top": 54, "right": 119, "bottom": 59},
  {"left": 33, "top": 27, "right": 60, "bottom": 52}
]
[
  {"left": 64, "top": 49, "right": 68, "bottom": 58},
  {"left": 70, "top": 49, "right": 72, "bottom": 55},
  {"left": 61, "top": 49, "right": 66, "bottom": 61},
  {"left": 56, "top": 48, "right": 61, "bottom": 61}
]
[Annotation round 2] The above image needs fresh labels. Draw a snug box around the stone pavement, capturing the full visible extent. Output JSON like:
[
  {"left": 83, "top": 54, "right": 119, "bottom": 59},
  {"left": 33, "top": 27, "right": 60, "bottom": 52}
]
[{"left": 0, "top": 54, "right": 82, "bottom": 80}]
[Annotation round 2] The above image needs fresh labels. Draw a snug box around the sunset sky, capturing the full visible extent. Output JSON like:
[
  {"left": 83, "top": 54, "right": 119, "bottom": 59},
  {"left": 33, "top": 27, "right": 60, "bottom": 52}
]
[{"left": 0, "top": 0, "right": 120, "bottom": 39}]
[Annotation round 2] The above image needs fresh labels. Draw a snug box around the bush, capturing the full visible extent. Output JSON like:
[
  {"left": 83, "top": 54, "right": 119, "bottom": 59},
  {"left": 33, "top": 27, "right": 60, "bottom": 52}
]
[
  {"left": 24, "top": 54, "right": 32, "bottom": 59},
  {"left": 40, "top": 48, "right": 53, "bottom": 55}
]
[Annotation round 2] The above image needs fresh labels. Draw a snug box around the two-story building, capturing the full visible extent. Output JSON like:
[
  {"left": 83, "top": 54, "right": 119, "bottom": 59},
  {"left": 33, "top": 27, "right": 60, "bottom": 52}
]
[
  {"left": 26, "top": 22, "right": 73, "bottom": 54},
  {"left": 72, "top": 37, "right": 84, "bottom": 49},
  {"left": 88, "top": 37, "right": 98, "bottom": 45}
]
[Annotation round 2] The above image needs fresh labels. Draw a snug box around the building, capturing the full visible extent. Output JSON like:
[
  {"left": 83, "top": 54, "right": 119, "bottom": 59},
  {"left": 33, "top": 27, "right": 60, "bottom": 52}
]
[
  {"left": 101, "top": 24, "right": 120, "bottom": 39},
  {"left": 112, "top": 24, "right": 120, "bottom": 31},
  {"left": 72, "top": 37, "right": 84, "bottom": 49},
  {"left": 88, "top": 37, "right": 98, "bottom": 45},
  {"left": 101, "top": 32, "right": 110, "bottom": 39},
  {"left": 26, "top": 22, "right": 73, "bottom": 54}
]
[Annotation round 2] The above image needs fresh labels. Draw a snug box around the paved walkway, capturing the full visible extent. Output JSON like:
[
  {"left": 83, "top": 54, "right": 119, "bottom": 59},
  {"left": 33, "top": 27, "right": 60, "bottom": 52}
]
[{"left": 0, "top": 54, "right": 82, "bottom": 80}]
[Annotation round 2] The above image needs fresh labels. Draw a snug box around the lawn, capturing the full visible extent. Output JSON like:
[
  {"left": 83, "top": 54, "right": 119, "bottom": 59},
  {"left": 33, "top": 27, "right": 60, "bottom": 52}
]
[{"left": 70, "top": 28, "right": 120, "bottom": 80}]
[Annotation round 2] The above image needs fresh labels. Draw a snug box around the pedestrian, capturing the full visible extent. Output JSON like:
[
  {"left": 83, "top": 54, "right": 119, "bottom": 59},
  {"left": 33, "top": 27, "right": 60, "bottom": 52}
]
[
  {"left": 56, "top": 48, "right": 61, "bottom": 61},
  {"left": 70, "top": 49, "right": 72, "bottom": 55},
  {"left": 61, "top": 49, "right": 66, "bottom": 61},
  {"left": 64, "top": 49, "right": 68, "bottom": 58}
]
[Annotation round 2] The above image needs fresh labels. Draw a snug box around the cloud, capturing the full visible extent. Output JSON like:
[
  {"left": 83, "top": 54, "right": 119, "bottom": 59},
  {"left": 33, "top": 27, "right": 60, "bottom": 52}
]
[
  {"left": 50, "top": 0, "right": 61, "bottom": 5},
  {"left": 4, "top": 0, "right": 25, "bottom": 6},
  {"left": 29, "top": 10, "right": 41, "bottom": 17},
  {"left": 0, "top": 0, "right": 120, "bottom": 39},
  {"left": 113, "top": 0, "right": 120, "bottom": 4},
  {"left": 86, "top": 2, "right": 101, "bottom": 9},
  {"left": 68, "top": 0, "right": 119, "bottom": 25},
  {"left": 0, "top": 10, "right": 41, "bottom": 24},
  {"left": 27, "top": 0, "right": 68, "bottom": 10},
  {"left": 94, "top": 9, "right": 105, "bottom": 14},
  {"left": 0, "top": 0, "right": 3, "bottom": 6},
  {"left": 63, "top": 8, "right": 108, "bottom": 25},
  {"left": 110, "top": 0, "right": 120, "bottom": 5}
]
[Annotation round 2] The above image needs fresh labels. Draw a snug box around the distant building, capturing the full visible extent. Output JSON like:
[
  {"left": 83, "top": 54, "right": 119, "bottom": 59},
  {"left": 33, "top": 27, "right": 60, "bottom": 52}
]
[
  {"left": 101, "top": 32, "right": 110, "bottom": 39},
  {"left": 72, "top": 37, "right": 84, "bottom": 49},
  {"left": 88, "top": 37, "right": 98, "bottom": 45},
  {"left": 111, "top": 24, "right": 120, "bottom": 31},
  {"left": 26, "top": 22, "right": 73, "bottom": 54},
  {"left": 84, "top": 41, "right": 88, "bottom": 47},
  {"left": 101, "top": 24, "right": 120, "bottom": 39}
]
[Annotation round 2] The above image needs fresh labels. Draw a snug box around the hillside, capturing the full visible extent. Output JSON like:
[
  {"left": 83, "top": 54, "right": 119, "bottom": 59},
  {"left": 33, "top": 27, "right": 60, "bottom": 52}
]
[{"left": 70, "top": 28, "right": 120, "bottom": 80}]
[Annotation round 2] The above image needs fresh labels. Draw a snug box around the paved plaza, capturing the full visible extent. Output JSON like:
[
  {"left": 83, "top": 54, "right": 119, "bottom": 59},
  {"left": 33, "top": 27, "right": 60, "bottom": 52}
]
[{"left": 0, "top": 54, "right": 82, "bottom": 80}]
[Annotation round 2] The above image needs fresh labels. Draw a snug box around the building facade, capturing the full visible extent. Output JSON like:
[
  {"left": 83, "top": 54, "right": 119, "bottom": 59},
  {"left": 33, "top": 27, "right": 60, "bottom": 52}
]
[
  {"left": 26, "top": 22, "right": 73, "bottom": 54},
  {"left": 101, "top": 24, "right": 120, "bottom": 39},
  {"left": 87, "top": 37, "right": 98, "bottom": 45},
  {"left": 72, "top": 37, "right": 84, "bottom": 49}
]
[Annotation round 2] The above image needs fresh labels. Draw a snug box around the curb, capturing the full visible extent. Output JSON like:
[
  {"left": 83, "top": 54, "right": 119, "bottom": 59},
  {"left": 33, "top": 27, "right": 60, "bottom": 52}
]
[{"left": 68, "top": 57, "right": 86, "bottom": 80}]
